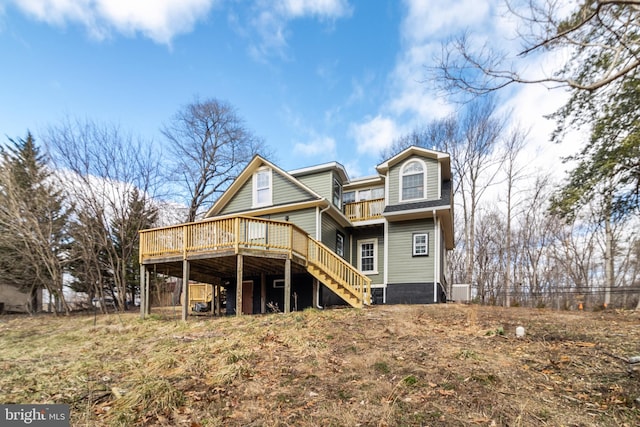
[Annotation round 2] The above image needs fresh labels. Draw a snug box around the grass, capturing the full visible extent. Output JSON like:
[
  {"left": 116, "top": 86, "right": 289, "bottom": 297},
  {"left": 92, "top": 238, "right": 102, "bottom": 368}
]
[{"left": 0, "top": 304, "right": 639, "bottom": 426}]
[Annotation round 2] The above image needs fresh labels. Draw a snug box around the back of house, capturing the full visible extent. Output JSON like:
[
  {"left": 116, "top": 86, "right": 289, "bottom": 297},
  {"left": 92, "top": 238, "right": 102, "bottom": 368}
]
[{"left": 139, "top": 145, "right": 454, "bottom": 316}]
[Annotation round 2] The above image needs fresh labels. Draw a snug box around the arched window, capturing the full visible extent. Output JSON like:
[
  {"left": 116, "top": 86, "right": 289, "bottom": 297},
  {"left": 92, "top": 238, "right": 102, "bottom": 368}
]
[{"left": 400, "top": 160, "right": 425, "bottom": 201}]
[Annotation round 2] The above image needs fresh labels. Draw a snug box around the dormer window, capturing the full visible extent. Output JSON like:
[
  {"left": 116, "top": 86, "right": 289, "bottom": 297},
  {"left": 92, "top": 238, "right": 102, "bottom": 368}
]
[
  {"left": 253, "top": 167, "right": 272, "bottom": 207},
  {"left": 401, "top": 159, "right": 426, "bottom": 201}
]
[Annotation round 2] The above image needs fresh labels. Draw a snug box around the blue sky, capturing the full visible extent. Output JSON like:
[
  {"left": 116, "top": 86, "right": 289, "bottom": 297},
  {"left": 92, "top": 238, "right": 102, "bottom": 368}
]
[{"left": 0, "top": 0, "right": 577, "bottom": 179}]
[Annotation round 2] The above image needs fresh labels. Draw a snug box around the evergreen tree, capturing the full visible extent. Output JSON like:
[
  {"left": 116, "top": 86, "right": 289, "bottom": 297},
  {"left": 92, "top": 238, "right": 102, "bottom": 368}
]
[
  {"left": 0, "top": 132, "right": 71, "bottom": 313},
  {"left": 111, "top": 188, "right": 158, "bottom": 309}
]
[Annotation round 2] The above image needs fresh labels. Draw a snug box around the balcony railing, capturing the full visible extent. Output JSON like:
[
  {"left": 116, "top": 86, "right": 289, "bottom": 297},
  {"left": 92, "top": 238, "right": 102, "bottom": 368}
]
[{"left": 344, "top": 198, "right": 385, "bottom": 222}]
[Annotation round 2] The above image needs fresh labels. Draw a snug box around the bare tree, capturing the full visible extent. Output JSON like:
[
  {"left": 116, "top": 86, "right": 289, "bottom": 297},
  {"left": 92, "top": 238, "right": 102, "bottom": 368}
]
[
  {"left": 500, "top": 127, "right": 529, "bottom": 306},
  {"left": 162, "top": 98, "right": 269, "bottom": 222},
  {"left": 435, "top": 1, "right": 640, "bottom": 96},
  {"left": 435, "top": 1, "right": 640, "bottom": 221},
  {"left": 449, "top": 99, "right": 507, "bottom": 291},
  {"left": 45, "top": 118, "right": 161, "bottom": 312}
]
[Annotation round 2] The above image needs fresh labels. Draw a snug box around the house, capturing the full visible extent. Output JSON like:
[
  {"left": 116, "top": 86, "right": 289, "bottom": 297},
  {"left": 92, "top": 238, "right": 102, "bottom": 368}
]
[
  {"left": 138, "top": 146, "right": 454, "bottom": 318},
  {"left": 0, "top": 284, "right": 41, "bottom": 313}
]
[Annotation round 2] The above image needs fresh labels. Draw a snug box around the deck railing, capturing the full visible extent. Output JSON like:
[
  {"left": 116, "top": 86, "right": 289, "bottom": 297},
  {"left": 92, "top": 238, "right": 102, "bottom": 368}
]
[
  {"left": 140, "top": 216, "right": 308, "bottom": 262},
  {"left": 344, "top": 198, "right": 385, "bottom": 222},
  {"left": 139, "top": 216, "right": 369, "bottom": 304},
  {"left": 307, "top": 239, "right": 371, "bottom": 304}
]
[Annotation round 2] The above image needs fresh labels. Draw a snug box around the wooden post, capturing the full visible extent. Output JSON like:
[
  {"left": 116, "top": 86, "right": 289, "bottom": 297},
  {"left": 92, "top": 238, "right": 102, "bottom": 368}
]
[
  {"left": 216, "top": 284, "right": 221, "bottom": 316},
  {"left": 236, "top": 254, "right": 243, "bottom": 316},
  {"left": 261, "top": 272, "right": 266, "bottom": 314},
  {"left": 145, "top": 269, "right": 150, "bottom": 315},
  {"left": 181, "top": 259, "right": 190, "bottom": 321},
  {"left": 139, "top": 264, "right": 146, "bottom": 319},
  {"left": 234, "top": 218, "right": 240, "bottom": 253},
  {"left": 284, "top": 258, "right": 291, "bottom": 313},
  {"left": 312, "top": 278, "right": 318, "bottom": 309},
  {"left": 211, "top": 284, "right": 216, "bottom": 316}
]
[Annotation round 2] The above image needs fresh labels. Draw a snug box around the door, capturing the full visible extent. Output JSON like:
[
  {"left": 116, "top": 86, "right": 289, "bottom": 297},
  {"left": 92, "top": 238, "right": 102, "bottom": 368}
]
[{"left": 242, "top": 280, "right": 253, "bottom": 314}]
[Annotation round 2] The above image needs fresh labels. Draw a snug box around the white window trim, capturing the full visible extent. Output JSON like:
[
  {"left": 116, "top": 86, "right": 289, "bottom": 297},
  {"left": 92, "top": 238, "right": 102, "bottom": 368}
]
[
  {"left": 336, "top": 232, "right": 345, "bottom": 257},
  {"left": 357, "top": 238, "right": 378, "bottom": 275},
  {"left": 252, "top": 167, "right": 272, "bottom": 208},
  {"left": 399, "top": 158, "right": 427, "bottom": 202},
  {"left": 412, "top": 232, "right": 429, "bottom": 256},
  {"left": 333, "top": 177, "right": 342, "bottom": 209}
]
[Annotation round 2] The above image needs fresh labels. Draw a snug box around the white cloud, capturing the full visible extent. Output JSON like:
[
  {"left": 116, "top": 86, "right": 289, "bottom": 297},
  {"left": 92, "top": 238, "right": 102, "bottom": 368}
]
[
  {"left": 402, "top": 0, "right": 490, "bottom": 43},
  {"left": 349, "top": 115, "right": 399, "bottom": 155},
  {"left": 293, "top": 135, "right": 337, "bottom": 157},
  {"left": 246, "top": 0, "right": 352, "bottom": 60},
  {"left": 276, "top": 0, "right": 351, "bottom": 19},
  {"left": 9, "top": 0, "right": 216, "bottom": 44},
  {"left": 8, "top": 0, "right": 352, "bottom": 53}
]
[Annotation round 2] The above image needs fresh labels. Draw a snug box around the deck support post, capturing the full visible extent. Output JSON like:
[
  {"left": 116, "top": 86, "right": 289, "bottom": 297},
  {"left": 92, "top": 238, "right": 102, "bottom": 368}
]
[
  {"left": 260, "top": 272, "right": 266, "bottom": 314},
  {"left": 139, "top": 264, "right": 146, "bottom": 319},
  {"left": 181, "top": 259, "right": 190, "bottom": 321},
  {"left": 236, "top": 254, "right": 243, "bottom": 316},
  {"left": 312, "top": 278, "right": 318, "bottom": 309},
  {"left": 145, "top": 269, "right": 150, "bottom": 315},
  {"left": 215, "top": 284, "right": 221, "bottom": 315},
  {"left": 284, "top": 258, "right": 291, "bottom": 313}
]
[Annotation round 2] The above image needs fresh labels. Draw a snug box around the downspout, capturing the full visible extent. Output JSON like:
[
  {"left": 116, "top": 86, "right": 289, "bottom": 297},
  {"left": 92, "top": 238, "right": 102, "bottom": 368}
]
[
  {"left": 316, "top": 202, "right": 331, "bottom": 240},
  {"left": 433, "top": 210, "right": 438, "bottom": 303},
  {"left": 315, "top": 201, "right": 332, "bottom": 309},
  {"left": 315, "top": 280, "right": 324, "bottom": 310}
]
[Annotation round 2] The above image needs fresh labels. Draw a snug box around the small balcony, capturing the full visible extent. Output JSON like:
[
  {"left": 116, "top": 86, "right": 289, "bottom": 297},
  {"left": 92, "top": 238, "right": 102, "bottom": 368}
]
[{"left": 344, "top": 198, "right": 385, "bottom": 222}]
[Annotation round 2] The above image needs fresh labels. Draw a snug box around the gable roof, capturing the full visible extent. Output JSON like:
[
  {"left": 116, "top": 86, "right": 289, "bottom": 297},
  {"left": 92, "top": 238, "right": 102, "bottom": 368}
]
[
  {"left": 376, "top": 146, "right": 451, "bottom": 180},
  {"left": 204, "top": 155, "right": 325, "bottom": 218}
]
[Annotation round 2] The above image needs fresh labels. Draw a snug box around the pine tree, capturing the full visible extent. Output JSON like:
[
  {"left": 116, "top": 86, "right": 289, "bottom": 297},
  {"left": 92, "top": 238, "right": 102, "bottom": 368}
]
[{"left": 0, "top": 132, "right": 71, "bottom": 314}]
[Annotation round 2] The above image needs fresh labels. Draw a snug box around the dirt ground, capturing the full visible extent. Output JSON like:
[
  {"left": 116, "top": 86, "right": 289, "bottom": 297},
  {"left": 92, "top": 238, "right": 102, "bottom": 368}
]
[{"left": 0, "top": 304, "right": 639, "bottom": 426}]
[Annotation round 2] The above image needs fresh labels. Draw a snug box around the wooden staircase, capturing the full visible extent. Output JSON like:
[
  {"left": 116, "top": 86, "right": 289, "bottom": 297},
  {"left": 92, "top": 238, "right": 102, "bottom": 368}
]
[{"left": 306, "top": 239, "right": 372, "bottom": 309}]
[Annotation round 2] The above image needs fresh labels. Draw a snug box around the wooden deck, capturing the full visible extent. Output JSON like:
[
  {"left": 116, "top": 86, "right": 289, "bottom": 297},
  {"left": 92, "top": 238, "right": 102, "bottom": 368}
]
[{"left": 139, "top": 216, "right": 371, "bottom": 319}]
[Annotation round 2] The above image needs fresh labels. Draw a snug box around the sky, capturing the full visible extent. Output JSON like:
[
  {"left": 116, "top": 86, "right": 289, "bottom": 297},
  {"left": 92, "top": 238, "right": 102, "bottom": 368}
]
[{"left": 0, "top": 0, "right": 581, "bottom": 181}]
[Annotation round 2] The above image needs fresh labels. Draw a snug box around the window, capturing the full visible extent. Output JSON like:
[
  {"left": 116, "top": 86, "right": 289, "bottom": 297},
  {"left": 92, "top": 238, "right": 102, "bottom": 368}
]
[
  {"left": 358, "top": 189, "right": 371, "bottom": 201},
  {"left": 253, "top": 168, "right": 272, "bottom": 207},
  {"left": 247, "top": 221, "right": 266, "bottom": 240},
  {"left": 336, "top": 232, "right": 344, "bottom": 257},
  {"left": 401, "top": 160, "right": 425, "bottom": 201},
  {"left": 343, "top": 191, "right": 355, "bottom": 204},
  {"left": 333, "top": 178, "right": 342, "bottom": 208},
  {"left": 273, "top": 279, "right": 284, "bottom": 289},
  {"left": 357, "top": 239, "right": 378, "bottom": 274},
  {"left": 371, "top": 187, "right": 384, "bottom": 199},
  {"left": 413, "top": 233, "right": 429, "bottom": 256}
]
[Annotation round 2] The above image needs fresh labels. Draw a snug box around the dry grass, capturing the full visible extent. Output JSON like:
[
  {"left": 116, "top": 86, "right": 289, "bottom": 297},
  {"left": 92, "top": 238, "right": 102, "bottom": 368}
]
[{"left": 0, "top": 304, "right": 639, "bottom": 426}]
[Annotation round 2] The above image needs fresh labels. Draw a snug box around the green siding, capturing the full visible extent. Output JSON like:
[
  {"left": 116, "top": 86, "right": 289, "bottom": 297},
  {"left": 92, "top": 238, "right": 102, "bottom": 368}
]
[
  {"left": 388, "top": 156, "right": 440, "bottom": 205},
  {"left": 220, "top": 178, "right": 253, "bottom": 214},
  {"left": 220, "top": 168, "right": 314, "bottom": 215},
  {"left": 267, "top": 208, "right": 317, "bottom": 237},
  {"left": 387, "top": 220, "right": 436, "bottom": 284},
  {"left": 273, "top": 171, "right": 313, "bottom": 205},
  {"left": 352, "top": 227, "right": 384, "bottom": 285},
  {"left": 297, "top": 170, "right": 332, "bottom": 201},
  {"left": 320, "top": 214, "right": 350, "bottom": 262}
]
